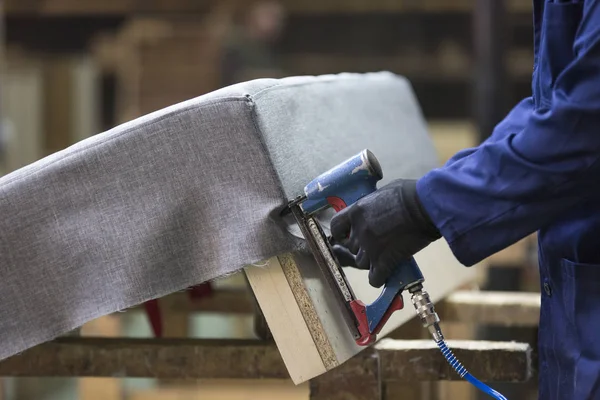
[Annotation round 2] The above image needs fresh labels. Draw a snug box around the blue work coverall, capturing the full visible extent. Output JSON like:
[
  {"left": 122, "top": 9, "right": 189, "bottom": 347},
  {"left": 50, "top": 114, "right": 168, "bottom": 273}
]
[{"left": 416, "top": 1, "right": 600, "bottom": 398}]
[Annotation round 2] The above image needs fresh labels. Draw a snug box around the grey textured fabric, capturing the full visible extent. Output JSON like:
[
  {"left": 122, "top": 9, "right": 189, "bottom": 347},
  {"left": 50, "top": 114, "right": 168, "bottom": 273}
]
[{"left": 0, "top": 72, "right": 438, "bottom": 360}]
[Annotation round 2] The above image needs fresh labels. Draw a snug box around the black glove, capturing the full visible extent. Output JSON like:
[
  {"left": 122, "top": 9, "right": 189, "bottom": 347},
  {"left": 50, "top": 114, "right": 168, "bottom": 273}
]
[{"left": 330, "top": 179, "right": 441, "bottom": 288}]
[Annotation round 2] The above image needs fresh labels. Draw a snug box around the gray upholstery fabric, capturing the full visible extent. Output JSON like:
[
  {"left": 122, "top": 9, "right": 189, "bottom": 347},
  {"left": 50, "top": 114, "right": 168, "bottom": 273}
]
[{"left": 0, "top": 72, "right": 438, "bottom": 360}]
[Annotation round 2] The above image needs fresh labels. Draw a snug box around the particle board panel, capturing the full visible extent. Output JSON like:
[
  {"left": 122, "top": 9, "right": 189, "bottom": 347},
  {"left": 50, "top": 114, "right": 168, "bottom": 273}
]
[
  {"left": 245, "top": 257, "right": 327, "bottom": 383},
  {"left": 245, "top": 238, "right": 476, "bottom": 384}
]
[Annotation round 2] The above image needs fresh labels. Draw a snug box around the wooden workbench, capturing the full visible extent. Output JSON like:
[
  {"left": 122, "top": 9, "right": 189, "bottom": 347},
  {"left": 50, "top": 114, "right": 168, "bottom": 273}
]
[
  {"left": 0, "top": 287, "right": 540, "bottom": 399},
  {"left": 0, "top": 336, "right": 533, "bottom": 400}
]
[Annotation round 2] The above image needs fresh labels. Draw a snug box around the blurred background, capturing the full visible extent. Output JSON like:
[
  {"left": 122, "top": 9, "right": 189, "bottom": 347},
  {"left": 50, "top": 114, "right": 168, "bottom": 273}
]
[{"left": 0, "top": 0, "right": 539, "bottom": 399}]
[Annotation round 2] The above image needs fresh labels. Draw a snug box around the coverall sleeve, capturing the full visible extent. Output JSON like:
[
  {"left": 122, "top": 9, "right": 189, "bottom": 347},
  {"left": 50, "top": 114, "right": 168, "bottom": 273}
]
[{"left": 416, "top": 4, "right": 600, "bottom": 266}]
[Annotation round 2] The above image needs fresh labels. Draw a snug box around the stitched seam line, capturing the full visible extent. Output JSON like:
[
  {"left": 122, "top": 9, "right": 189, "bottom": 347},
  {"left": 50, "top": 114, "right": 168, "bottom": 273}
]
[{"left": 244, "top": 94, "right": 290, "bottom": 206}]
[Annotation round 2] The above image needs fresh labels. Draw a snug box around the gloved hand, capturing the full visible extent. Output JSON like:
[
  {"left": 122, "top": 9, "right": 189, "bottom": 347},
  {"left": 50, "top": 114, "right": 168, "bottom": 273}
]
[{"left": 330, "top": 179, "right": 441, "bottom": 288}]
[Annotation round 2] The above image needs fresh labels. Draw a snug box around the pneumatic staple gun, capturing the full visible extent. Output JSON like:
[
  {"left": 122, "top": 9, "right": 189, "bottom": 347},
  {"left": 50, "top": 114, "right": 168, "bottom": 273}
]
[
  {"left": 282, "top": 149, "right": 508, "bottom": 400},
  {"left": 281, "top": 149, "right": 442, "bottom": 346}
]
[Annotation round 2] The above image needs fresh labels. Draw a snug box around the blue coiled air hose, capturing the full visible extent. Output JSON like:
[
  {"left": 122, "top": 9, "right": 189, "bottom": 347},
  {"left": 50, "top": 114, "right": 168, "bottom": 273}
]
[
  {"left": 437, "top": 339, "right": 508, "bottom": 400},
  {"left": 410, "top": 288, "right": 508, "bottom": 400}
]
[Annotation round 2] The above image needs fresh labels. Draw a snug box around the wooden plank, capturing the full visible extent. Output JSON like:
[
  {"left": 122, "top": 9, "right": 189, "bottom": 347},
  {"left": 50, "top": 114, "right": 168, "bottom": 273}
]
[
  {"left": 79, "top": 315, "right": 122, "bottom": 400},
  {"left": 157, "top": 292, "right": 190, "bottom": 387},
  {"left": 0, "top": 338, "right": 290, "bottom": 380},
  {"left": 377, "top": 339, "right": 533, "bottom": 383},
  {"left": 309, "top": 353, "right": 380, "bottom": 400},
  {"left": 439, "top": 291, "right": 540, "bottom": 327},
  {"left": 0, "top": 337, "right": 533, "bottom": 383},
  {"left": 245, "top": 238, "right": 477, "bottom": 384},
  {"left": 385, "top": 314, "right": 432, "bottom": 400},
  {"left": 311, "top": 339, "right": 533, "bottom": 399},
  {"left": 244, "top": 256, "right": 328, "bottom": 384}
]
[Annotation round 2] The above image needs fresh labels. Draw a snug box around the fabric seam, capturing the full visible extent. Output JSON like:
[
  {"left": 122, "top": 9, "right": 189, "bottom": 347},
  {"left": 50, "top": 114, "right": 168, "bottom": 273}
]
[
  {"left": 243, "top": 94, "right": 297, "bottom": 213},
  {"left": 244, "top": 94, "right": 340, "bottom": 366},
  {"left": 243, "top": 94, "right": 304, "bottom": 251}
]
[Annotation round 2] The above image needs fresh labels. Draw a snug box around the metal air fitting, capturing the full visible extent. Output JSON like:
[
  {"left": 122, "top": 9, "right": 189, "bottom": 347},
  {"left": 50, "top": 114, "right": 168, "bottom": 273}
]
[{"left": 411, "top": 289, "right": 444, "bottom": 342}]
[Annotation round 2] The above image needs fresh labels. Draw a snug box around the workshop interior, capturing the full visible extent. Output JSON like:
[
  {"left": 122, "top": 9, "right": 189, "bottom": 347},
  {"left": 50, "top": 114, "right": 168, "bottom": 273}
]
[{"left": 1, "top": 1, "right": 542, "bottom": 400}]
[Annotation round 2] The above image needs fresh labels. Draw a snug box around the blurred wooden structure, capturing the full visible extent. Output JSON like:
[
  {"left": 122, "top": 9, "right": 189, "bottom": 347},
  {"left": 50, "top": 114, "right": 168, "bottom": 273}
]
[
  {"left": 0, "top": 335, "right": 533, "bottom": 400},
  {"left": 91, "top": 16, "right": 227, "bottom": 123},
  {"left": 5, "top": 0, "right": 533, "bottom": 15},
  {"left": 5, "top": 0, "right": 538, "bottom": 120}
]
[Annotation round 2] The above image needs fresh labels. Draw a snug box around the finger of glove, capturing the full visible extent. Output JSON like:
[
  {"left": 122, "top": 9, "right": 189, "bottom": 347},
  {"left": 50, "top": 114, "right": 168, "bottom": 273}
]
[
  {"left": 332, "top": 245, "right": 358, "bottom": 267},
  {"left": 346, "top": 235, "right": 360, "bottom": 254},
  {"left": 355, "top": 248, "right": 370, "bottom": 270},
  {"left": 368, "top": 266, "right": 386, "bottom": 289},
  {"left": 369, "top": 255, "right": 398, "bottom": 289},
  {"left": 330, "top": 207, "right": 352, "bottom": 242}
]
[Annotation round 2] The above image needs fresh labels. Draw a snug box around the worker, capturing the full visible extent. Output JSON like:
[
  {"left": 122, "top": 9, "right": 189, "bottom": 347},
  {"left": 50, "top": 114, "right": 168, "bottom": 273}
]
[{"left": 331, "top": 1, "right": 600, "bottom": 399}]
